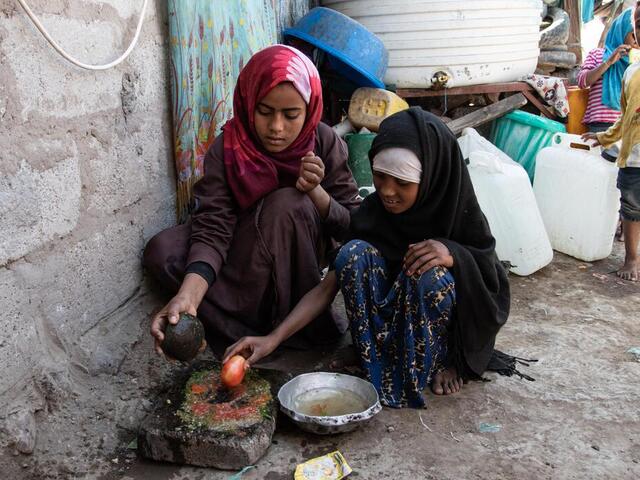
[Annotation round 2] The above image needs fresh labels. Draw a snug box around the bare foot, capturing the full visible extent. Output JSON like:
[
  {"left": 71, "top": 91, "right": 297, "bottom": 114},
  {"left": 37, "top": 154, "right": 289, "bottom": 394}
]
[
  {"left": 617, "top": 258, "right": 639, "bottom": 281},
  {"left": 431, "top": 366, "right": 463, "bottom": 395}
]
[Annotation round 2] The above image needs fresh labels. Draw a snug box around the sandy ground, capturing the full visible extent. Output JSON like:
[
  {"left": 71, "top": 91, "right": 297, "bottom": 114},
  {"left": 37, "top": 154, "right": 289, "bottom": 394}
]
[{"left": 2, "top": 242, "right": 639, "bottom": 479}]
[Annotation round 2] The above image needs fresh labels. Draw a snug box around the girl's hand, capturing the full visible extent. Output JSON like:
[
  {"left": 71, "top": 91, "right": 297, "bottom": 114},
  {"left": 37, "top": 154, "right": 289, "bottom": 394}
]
[
  {"left": 296, "top": 151, "right": 325, "bottom": 193},
  {"left": 607, "top": 44, "right": 631, "bottom": 66},
  {"left": 150, "top": 295, "right": 199, "bottom": 359},
  {"left": 580, "top": 132, "right": 601, "bottom": 147},
  {"left": 223, "top": 335, "right": 279, "bottom": 368},
  {"left": 150, "top": 272, "right": 208, "bottom": 359},
  {"left": 403, "top": 240, "right": 454, "bottom": 276}
]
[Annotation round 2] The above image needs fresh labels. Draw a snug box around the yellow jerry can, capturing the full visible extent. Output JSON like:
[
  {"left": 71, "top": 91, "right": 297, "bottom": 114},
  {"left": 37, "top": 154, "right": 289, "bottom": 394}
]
[{"left": 348, "top": 87, "right": 409, "bottom": 132}]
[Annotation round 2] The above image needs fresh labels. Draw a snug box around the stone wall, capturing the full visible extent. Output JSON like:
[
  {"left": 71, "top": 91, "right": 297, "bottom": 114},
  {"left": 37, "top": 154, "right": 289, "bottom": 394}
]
[{"left": 0, "top": 0, "right": 174, "bottom": 448}]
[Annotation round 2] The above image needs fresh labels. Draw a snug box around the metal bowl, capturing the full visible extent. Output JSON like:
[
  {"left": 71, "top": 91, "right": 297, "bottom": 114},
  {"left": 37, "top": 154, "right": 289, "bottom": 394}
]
[{"left": 277, "top": 372, "right": 381, "bottom": 435}]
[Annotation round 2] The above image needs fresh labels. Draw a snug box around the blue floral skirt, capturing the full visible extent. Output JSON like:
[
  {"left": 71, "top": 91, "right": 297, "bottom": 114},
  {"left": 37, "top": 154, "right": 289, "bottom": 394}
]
[{"left": 335, "top": 240, "right": 456, "bottom": 408}]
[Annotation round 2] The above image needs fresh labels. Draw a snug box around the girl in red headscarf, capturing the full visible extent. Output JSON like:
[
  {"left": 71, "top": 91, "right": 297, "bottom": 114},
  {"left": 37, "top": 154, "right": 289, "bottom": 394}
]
[{"left": 144, "top": 45, "right": 360, "bottom": 356}]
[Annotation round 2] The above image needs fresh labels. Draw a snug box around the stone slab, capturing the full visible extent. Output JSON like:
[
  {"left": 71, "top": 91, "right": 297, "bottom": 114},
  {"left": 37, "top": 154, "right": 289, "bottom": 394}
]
[
  {"left": 137, "top": 362, "right": 288, "bottom": 470},
  {"left": 538, "top": 50, "right": 577, "bottom": 69}
]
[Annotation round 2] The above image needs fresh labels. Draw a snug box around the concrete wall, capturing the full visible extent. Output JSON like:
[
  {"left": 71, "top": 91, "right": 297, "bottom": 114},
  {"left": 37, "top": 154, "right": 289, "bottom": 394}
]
[{"left": 0, "top": 0, "right": 174, "bottom": 448}]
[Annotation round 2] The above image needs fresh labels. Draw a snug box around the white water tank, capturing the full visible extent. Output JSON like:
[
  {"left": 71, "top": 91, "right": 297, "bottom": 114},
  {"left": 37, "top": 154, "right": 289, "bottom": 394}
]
[
  {"left": 321, "top": 0, "right": 542, "bottom": 88},
  {"left": 533, "top": 133, "right": 620, "bottom": 262}
]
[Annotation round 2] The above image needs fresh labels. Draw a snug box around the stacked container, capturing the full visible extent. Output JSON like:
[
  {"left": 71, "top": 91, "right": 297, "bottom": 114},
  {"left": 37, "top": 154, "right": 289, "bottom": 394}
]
[
  {"left": 533, "top": 133, "right": 620, "bottom": 261},
  {"left": 490, "top": 110, "right": 566, "bottom": 183},
  {"left": 459, "top": 128, "right": 553, "bottom": 276}
]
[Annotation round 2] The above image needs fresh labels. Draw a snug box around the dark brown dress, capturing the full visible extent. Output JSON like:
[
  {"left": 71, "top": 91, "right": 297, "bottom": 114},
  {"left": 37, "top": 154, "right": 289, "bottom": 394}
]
[{"left": 144, "top": 122, "right": 360, "bottom": 347}]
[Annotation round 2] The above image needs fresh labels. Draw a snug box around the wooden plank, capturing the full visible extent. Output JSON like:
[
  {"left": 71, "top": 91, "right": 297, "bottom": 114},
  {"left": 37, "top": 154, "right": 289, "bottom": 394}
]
[
  {"left": 396, "top": 82, "right": 533, "bottom": 98},
  {"left": 522, "top": 90, "right": 556, "bottom": 119},
  {"left": 446, "top": 93, "right": 528, "bottom": 136},
  {"left": 564, "top": 0, "right": 582, "bottom": 64}
]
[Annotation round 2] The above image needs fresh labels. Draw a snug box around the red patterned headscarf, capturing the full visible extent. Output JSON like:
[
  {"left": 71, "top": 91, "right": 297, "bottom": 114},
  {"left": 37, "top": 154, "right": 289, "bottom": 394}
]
[{"left": 222, "top": 45, "right": 323, "bottom": 210}]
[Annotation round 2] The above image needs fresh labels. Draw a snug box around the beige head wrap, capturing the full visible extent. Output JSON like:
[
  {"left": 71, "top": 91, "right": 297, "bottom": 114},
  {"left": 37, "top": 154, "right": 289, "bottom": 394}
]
[{"left": 372, "top": 147, "right": 422, "bottom": 184}]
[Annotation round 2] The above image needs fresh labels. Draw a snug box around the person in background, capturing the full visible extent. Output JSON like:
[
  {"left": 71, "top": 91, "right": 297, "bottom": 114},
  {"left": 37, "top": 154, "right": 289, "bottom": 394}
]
[
  {"left": 578, "top": 8, "right": 638, "bottom": 153},
  {"left": 145, "top": 45, "right": 360, "bottom": 355},
  {"left": 582, "top": 4, "right": 640, "bottom": 282}
]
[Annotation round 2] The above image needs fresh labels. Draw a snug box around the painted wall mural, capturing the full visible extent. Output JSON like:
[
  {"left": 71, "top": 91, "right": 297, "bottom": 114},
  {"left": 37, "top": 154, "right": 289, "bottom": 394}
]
[
  {"left": 168, "top": 0, "right": 278, "bottom": 222},
  {"left": 169, "top": 0, "right": 315, "bottom": 221}
]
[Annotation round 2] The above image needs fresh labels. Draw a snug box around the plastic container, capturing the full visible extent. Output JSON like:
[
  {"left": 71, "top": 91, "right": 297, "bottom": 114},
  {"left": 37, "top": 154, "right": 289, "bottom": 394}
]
[
  {"left": 490, "top": 110, "right": 566, "bottom": 183},
  {"left": 345, "top": 133, "right": 376, "bottom": 197},
  {"left": 566, "top": 87, "right": 589, "bottom": 135},
  {"left": 462, "top": 135, "right": 553, "bottom": 276},
  {"left": 332, "top": 119, "right": 355, "bottom": 138},
  {"left": 533, "top": 133, "right": 620, "bottom": 261},
  {"left": 458, "top": 127, "right": 519, "bottom": 167},
  {"left": 321, "top": 0, "right": 541, "bottom": 88},
  {"left": 348, "top": 88, "right": 409, "bottom": 132},
  {"left": 283, "top": 7, "right": 388, "bottom": 88}
]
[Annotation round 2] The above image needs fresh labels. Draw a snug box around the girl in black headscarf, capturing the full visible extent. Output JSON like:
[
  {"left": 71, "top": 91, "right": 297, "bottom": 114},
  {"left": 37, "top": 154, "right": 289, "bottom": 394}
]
[{"left": 223, "top": 107, "right": 512, "bottom": 408}]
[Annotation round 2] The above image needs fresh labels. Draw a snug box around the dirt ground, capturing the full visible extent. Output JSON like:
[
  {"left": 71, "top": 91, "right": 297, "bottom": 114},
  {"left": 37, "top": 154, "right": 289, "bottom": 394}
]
[{"left": 2, "top": 242, "right": 639, "bottom": 479}]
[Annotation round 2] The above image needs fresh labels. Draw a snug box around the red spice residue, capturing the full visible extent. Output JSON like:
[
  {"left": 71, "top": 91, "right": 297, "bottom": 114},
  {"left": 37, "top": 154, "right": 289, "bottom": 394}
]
[
  {"left": 190, "top": 383, "right": 208, "bottom": 395},
  {"left": 178, "top": 368, "right": 271, "bottom": 431},
  {"left": 191, "top": 401, "right": 212, "bottom": 416}
]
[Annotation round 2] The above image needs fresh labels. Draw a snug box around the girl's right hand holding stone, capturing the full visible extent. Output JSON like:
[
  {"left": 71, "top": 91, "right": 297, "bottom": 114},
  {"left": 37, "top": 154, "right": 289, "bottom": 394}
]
[
  {"left": 150, "top": 294, "right": 198, "bottom": 357},
  {"left": 150, "top": 273, "right": 208, "bottom": 357}
]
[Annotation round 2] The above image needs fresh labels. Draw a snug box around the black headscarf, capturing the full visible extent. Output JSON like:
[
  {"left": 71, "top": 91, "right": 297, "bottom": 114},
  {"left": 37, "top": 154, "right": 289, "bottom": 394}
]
[{"left": 349, "top": 107, "right": 511, "bottom": 378}]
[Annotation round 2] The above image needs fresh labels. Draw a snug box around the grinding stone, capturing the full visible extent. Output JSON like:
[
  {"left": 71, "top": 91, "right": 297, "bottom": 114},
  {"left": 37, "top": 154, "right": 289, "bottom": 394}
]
[{"left": 137, "top": 364, "right": 283, "bottom": 469}]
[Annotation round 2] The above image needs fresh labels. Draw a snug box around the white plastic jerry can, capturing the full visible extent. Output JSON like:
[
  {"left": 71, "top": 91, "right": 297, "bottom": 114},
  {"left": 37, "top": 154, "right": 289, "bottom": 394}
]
[
  {"left": 533, "top": 133, "right": 620, "bottom": 262},
  {"left": 467, "top": 150, "right": 553, "bottom": 276}
]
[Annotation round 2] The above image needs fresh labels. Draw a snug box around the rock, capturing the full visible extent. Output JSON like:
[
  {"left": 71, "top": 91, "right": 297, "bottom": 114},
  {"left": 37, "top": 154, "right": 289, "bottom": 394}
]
[
  {"left": 137, "top": 366, "right": 276, "bottom": 469},
  {"left": 540, "top": 7, "right": 570, "bottom": 49},
  {"left": 535, "top": 67, "right": 557, "bottom": 76},
  {"left": 5, "top": 409, "right": 37, "bottom": 454},
  {"left": 161, "top": 313, "right": 205, "bottom": 362},
  {"left": 542, "top": 44, "right": 568, "bottom": 51},
  {"left": 538, "top": 50, "right": 577, "bottom": 69},
  {"left": 116, "top": 399, "right": 145, "bottom": 432},
  {"left": 140, "top": 399, "right": 153, "bottom": 412},
  {"left": 138, "top": 416, "right": 276, "bottom": 469}
]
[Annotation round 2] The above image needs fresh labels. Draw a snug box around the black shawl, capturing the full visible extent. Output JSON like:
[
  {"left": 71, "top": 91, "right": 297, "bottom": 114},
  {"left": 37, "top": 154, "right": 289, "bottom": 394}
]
[{"left": 349, "top": 107, "right": 511, "bottom": 378}]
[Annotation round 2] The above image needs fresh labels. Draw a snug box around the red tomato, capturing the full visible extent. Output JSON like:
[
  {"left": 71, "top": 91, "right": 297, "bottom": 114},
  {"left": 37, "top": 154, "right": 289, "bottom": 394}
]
[{"left": 221, "top": 355, "right": 246, "bottom": 388}]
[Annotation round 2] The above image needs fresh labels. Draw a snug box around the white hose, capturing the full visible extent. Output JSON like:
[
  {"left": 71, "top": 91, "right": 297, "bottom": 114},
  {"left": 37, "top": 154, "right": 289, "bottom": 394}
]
[{"left": 15, "top": 0, "right": 149, "bottom": 71}]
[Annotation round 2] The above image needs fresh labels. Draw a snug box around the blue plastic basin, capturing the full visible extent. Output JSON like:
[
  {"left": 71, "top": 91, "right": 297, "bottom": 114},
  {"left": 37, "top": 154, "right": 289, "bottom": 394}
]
[{"left": 284, "top": 7, "right": 388, "bottom": 88}]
